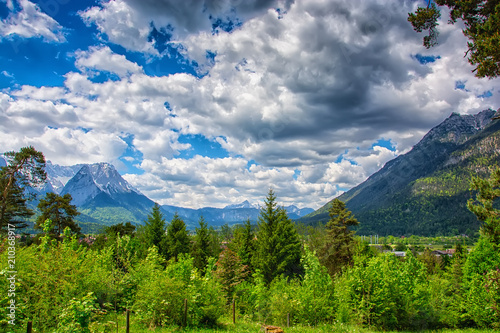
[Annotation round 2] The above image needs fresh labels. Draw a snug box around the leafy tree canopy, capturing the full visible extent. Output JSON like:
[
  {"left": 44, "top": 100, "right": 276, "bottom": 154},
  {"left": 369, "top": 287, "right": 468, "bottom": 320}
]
[{"left": 408, "top": 0, "right": 500, "bottom": 78}]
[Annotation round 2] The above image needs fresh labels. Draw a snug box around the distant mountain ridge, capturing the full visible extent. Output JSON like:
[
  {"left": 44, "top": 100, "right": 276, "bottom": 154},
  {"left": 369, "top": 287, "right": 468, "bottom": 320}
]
[
  {"left": 302, "top": 109, "right": 499, "bottom": 236},
  {"left": 34, "top": 162, "right": 313, "bottom": 229}
]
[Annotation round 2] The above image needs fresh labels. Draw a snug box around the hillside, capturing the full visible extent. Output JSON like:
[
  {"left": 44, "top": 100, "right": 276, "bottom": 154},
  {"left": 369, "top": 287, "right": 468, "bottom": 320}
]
[{"left": 302, "top": 109, "right": 500, "bottom": 236}]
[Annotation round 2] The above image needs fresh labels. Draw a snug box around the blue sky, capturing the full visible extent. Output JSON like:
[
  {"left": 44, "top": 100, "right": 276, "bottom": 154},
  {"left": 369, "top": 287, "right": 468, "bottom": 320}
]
[{"left": 1, "top": 0, "right": 499, "bottom": 209}]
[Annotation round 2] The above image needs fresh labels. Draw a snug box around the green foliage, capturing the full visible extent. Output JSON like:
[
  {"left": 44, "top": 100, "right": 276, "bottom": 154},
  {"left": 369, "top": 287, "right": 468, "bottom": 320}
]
[
  {"left": 336, "top": 252, "right": 433, "bottom": 330},
  {"left": 230, "top": 219, "right": 256, "bottom": 275},
  {"left": 462, "top": 236, "right": 500, "bottom": 328},
  {"left": 134, "top": 253, "right": 224, "bottom": 328},
  {"left": 36, "top": 192, "right": 81, "bottom": 236},
  {"left": 192, "top": 216, "right": 212, "bottom": 271},
  {"left": 215, "top": 248, "right": 249, "bottom": 303},
  {"left": 55, "top": 292, "right": 99, "bottom": 333},
  {"left": 143, "top": 203, "right": 167, "bottom": 256},
  {"left": 254, "top": 189, "right": 303, "bottom": 285},
  {"left": 318, "top": 199, "right": 359, "bottom": 277},
  {"left": 0, "top": 146, "right": 46, "bottom": 231},
  {"left": 165, "top": 212, "right": 190, "bottom": 261},
  {"left": 467, "top": 167, "right": 500, "bottom": 247},
  {"left": 409, "top": 0, "right": 500, "bottom": 78}
]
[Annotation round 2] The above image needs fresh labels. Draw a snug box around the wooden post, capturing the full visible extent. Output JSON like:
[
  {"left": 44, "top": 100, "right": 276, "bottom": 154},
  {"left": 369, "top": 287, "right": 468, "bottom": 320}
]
[
  {"left": 232, "top": 299, "right": 236, "bottom": 324},
  {"left": 287, "top": 313, "right": 290, "bottom": 327},
  {"left": 184, "top": 298, "right": 188, "bottom": 327},
  {"left": 26, "top": 321, "right": 32, "bottom": 333},
  {"left": 126, "top": 309, "right": 130, "bottom": 333}
]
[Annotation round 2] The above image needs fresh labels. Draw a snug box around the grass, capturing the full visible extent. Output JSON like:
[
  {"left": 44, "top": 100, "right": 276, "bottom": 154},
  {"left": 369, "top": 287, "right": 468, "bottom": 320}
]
[{"left": 95, "top": 312, "right": 498, "bottom": 333}]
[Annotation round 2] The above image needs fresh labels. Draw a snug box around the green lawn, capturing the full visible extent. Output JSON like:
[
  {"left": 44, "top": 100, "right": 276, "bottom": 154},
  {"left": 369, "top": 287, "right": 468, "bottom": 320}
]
[{"left": 94, "top": 313, "right": 498, "bottom": 333}]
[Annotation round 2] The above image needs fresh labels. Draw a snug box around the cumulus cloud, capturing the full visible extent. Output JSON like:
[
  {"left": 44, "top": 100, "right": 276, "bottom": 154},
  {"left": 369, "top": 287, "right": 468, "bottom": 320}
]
[
  {"left": 79, "top": 0, "right": 292, "bottom": 55},
  {"left": 0, "top": 0, "right": 66, "bottom": 42},
  {"left": 74, "top": 45, "right": 144, "bottom": 78},
  {"left": 2, "top": 0, "right": 500, "bottom": 209}
]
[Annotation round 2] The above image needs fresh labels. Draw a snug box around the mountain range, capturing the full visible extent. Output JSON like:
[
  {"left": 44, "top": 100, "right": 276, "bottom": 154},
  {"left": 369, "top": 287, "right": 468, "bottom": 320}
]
[
  {"left": 31, "top": 161, "right": 313, "bottom": 230},
  {"left": 302, "top": 109, "right": 499, "bottom": 236}
]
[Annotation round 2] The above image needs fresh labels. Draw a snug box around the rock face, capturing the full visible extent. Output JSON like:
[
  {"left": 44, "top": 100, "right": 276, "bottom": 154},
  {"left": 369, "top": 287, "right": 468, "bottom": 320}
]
[
  {"left": 61, "top": 163, "right": 141, "bottom": 206},
  {"left": 303, "top": 109, "right": 500, "bottom": 236}
]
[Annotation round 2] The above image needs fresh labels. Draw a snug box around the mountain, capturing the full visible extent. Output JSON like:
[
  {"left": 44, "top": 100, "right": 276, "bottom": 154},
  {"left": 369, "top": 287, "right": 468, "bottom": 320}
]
[
  {"left": 44, "top": 161, "right": 84, "bottom": 194},
  {"left": 302, "top": 109, "right": 499, "bottom": 236},
  {"left": 225, "top": 200, "right": 257, "bottom": 209},
  {"left": 60, "top": 163, "right": 156, "bottom": 226},
  {"left": 162, "top": 200, "right": 314, "bottom": 227},
  {"left": 40, "top": 163, "right": 313, "bottom": 229}
]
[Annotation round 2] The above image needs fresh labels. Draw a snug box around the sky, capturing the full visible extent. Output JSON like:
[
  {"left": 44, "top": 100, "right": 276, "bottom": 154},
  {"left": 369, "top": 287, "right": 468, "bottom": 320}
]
[{"left": 0, "top": 0, "right": 499, "bottom": 210}]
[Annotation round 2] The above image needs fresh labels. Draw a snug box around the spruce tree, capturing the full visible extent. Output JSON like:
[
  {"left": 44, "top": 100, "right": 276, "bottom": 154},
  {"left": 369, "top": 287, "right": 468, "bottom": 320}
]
[
  {"left": 318, "top": 198, "right": 359, "bottom": 277},
  {"left": 192, "top": 215, "right": 211, "bottom": 271},
  {"left": 231, "top": 219, "right": 256, "bottom": 274},
  {"left": 36, "top": 192, "right": 81, "bottom": 235},
  {"left": 144, "top": 203, "right": 167, "bottom": 255},
  {"left": 165, "top": 212, "right": 190, "bottom": 261},
  {"left": 255, "top": 189, "right": 303, "bottom": 285}
]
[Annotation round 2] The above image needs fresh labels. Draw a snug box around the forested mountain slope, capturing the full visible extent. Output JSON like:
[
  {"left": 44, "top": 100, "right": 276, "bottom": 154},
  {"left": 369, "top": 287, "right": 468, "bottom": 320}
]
[{"left": 302, "top": 109, "right": 500, "bottom": 236}]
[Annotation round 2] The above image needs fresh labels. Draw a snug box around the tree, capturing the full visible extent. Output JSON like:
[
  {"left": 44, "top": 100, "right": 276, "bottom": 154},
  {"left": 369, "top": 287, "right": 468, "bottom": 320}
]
[
  {"left": 0, "top": 146, "right": 46, "bottom": 231},
  {"left": 231, "top": 219, "right": 256, "bottom": 274},
  {"left": 318, "top": 198, "right": 359, "bottom": 277},
  {"left": 165, "top": 212, "right": 190, "bottom": 261},
  {"left": 36, "top": 192, "right": 81, "bottom": 235},
  {"left": 408, "top": 0, "right": 500, "bottom": 78},
  {"left": 254, "top": 189, "right": 303, "bottom": 285},
  {"left": 467, "top": 167, "right": 500, "bottom": 247},
  {"left": 215, "top": 248, "right": 249, "bottom": 303},
  {"left": 143, "top": 203, "right": 168, "bottom": 256},
  {"left": 192, "top": 215, "right": 212, "bottom": 271}
]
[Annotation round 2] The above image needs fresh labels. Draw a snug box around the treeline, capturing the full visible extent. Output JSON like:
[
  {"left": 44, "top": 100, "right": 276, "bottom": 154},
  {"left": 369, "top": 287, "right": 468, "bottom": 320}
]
[
  {"left": 1, "top": 188, "right": 500, "bottom": 332},
  {"left": 1, "top": 147, "right": 500, "bottom": 331}
]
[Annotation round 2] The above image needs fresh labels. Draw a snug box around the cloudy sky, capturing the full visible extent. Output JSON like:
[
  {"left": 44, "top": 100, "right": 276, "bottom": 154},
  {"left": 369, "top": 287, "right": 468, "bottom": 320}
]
[{"left": 1, "top": 0, "right": 499, "bottom": 209}]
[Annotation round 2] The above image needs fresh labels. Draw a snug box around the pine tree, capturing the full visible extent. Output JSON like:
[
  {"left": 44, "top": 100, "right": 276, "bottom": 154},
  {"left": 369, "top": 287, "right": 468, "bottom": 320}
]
[
  {"left": 144, "top": 203, "right": 168, "bottom": 255},
  {"left": 254, "top": 189, "right": 303, "bottom": 285},
  {"left": 318, "top": 198, "right": 359, "bottom": 277},
  {"left": 215, "top": 248, "right": 249, "bottom": 303},
  {"left": 0, "top": 146, "right": 46, "bottom": 231},
  {"left": 35, "top": 192, "right": 81, "bottom": 235},
  {"left": 165, "top": 212, "right": 190, "bottom": 261},
  {"left": 467, "top": 167, "right": 500, "bottom": 247},
  {"left": 192, "top": 215, "right": 211, "bottom": 271},
  {"left": 231, "top": 219, "right": 256, "bottom": 274}
]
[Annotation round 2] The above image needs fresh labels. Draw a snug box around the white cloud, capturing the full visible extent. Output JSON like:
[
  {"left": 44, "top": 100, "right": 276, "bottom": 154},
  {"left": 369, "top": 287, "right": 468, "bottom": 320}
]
[
  {"left": 74, "top": 45, "right": 144, "bottom": 78},
  {"left": 2, "top": 0, "right": 500, "bottom": 209},
  {"left": 0, "top": 0, "right": 66, "bottom": 42}
]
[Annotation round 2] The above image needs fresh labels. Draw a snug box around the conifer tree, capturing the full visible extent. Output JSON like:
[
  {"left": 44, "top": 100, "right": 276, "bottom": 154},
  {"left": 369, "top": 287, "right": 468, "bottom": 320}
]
[
  {"left": 231, "top": 219, "right": 256, "bottom": 274},
  {"left": 165, "top": 212, "right": 190, "bottom": 261},
  {"left": 255, "top": 189, "right": 303, "bottom": 285},
  {"left": 192, "top": 215, "right": 211, "bottom": 271},
  {"left": 36, "top": 192, "right": 81, "bottom": 235},
  {"left": 144, "top": 203, "right": 168, "bottom": 256},
  {"left": 0, "top": 146, "right": 46, "bottom": 231},
  {"left": 467, "top": 167, "right": 500, "bottom": 247},
  {"left": 318, "top": 198, "right": 359, "bottom": 277}
]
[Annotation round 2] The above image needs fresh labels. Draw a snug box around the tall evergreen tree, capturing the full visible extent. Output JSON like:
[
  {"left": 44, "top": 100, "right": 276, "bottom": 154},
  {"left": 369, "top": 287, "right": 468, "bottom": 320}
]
[
  {"left": 165, "top": 212, "right": 190, "bottom": 261},
  {"left": 0, "top": 146, "right": 46, "bottom": 231},
  {"left": 144, "top": 203, "right": 167, "bottom": 255},
  {"left": 318, "top": 198, "right": 359, "bottom": 277},
  {"left": 231, "top": 219, "right": 256, "bottom": 274},
  {"left": 255, "top": 189, "right": 303, "bottom": 285},
  {"left": 192, "top": 215, "right": 212, "bottom": 271},
  {"left": 467, "top": 167, "right": 500, "bottom": 247},
  {"left": 35, "top": 193, "right": 81, "bottom": 235}
]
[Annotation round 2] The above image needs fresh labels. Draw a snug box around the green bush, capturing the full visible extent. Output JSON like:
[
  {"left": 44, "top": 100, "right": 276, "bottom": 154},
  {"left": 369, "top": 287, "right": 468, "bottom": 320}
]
[{"left": 335, "top": 252, "right": 433, "bottom": 330}]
